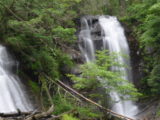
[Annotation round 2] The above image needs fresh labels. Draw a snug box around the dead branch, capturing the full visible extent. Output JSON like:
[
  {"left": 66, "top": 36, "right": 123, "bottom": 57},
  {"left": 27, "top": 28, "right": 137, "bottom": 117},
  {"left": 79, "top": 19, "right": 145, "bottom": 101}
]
[
  {"left": 0, "top": 106, "right": 76, "bottom": 120},
  {"left": 0, "top": 112, "right": 36, "bottom": 117},
  {"left": 44, "top": 75, "right": 135, "bottom": 120},
  {"left": 25, "top": 105, "right": 54, "bottom": 120}
]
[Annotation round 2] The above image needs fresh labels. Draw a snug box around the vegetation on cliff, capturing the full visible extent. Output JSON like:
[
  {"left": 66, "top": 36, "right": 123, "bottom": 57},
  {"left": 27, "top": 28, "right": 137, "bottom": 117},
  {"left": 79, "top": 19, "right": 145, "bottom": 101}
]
[{"left": 122, "top": 0, "right": 160, "bottom": 96}]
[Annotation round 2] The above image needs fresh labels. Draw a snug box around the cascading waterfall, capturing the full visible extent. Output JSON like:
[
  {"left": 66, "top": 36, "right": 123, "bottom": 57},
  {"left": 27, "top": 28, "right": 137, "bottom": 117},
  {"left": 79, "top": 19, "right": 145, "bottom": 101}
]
[
  {"left": 79, "top": 15, "right": 139, "bottom": 118},
  {"left": 79, "top": 18, "right": 95, "bottom": 62},
  {"left": 0, "top": 45, "right": 33, "bottom": 113}
]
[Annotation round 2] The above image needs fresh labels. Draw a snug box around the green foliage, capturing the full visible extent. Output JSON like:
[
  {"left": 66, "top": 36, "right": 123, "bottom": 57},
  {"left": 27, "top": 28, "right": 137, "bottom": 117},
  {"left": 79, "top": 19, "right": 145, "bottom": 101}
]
[
  {"left": 52, "top": 26, "right": 76, "bottom": 43},
  {"left": 0, "top": 0, "right": 79, "bottom": 80},
  {"left": 28, "top": 80, "right": 40, "bottom": 94},
  {"left": 0, "top": 0, "right": 80, "bottom": 114},
  {"left": 148, "top": 65, "right": 160, "bottom": 95},
  {"left": 53, "top": 92, "right": 102, "bottom": 119},
  {"left": 69, "top": 50, "right": 141, "bottom": 100},
  {"left": 78, "top": 0, "right": 108, "bottom": 15},
  {"left": 122, "top": 0, "right": 160, "bottom": 96},
  {"left": 77, "top": 106, "right": 101, "bottom": 119},
  {"left": 53, "top": 94, "right": 74, "bottom": 115},
  {"left": 140, "top": 3, "right": 160, "bottom": 48},
  {"left": 78, "top": 0, "right": 133, "bottom": 16},
  {"left": 62, "top": 114, "right": 79, "bottom": 120}
]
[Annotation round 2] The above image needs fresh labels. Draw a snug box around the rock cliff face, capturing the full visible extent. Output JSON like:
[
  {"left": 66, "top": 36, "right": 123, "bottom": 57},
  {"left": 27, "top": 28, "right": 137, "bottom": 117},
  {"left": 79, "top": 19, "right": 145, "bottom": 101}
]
[
  {"left": 78, "top": 16, "right": 105, "bottom": 51},
  {"left": 122, "top": 23, "right": 143, "bottom": 87},
  {"left": 136, "top": 99, "right": 160, "bottom": 120}
]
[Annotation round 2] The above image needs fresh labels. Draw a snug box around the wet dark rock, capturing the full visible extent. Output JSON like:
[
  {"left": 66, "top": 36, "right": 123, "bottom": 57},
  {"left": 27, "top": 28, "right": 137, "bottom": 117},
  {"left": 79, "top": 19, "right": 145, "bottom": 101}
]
[
  {"left": 94, "top": 40, "right": 103, "bottom": 50},
  {"left": 123, "top": 23, "right": 143, "bottom": 87}
]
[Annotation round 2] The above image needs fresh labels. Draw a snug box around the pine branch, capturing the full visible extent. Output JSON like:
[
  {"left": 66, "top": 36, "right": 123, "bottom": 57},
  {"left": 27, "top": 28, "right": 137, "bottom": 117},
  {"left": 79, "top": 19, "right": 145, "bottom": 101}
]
[{"left": 0, "top": 1, "right": 23, "bottom": 21}]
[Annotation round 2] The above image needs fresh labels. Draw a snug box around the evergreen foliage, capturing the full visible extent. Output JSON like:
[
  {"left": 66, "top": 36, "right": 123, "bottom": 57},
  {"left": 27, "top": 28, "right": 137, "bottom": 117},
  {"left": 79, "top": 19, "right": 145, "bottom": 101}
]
[
  {"left": 123, "top": 0, "right": 160, "bottom": 96},
  {"left": 0, "top": 0, "right": 82, "bottom": 117},
  {"left": 0, "top": 0, "right": 79, "bottom": 82},
  {"left": 69, "top": 51, "right": 141, "bottom": 101}
]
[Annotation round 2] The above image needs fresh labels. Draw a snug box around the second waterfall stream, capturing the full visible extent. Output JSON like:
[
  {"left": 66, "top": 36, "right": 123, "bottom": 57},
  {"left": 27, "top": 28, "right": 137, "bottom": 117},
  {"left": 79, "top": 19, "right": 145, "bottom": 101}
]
[
  {"left": 0, "top": 45, "right": 33, "bottom": 113},
  {"left": 79, "top": 16, "right": 139, "bottom": 118}
]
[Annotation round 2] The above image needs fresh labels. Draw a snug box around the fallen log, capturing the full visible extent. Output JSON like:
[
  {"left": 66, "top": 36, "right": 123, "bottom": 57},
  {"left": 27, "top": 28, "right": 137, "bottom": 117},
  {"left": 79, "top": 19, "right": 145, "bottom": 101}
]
[
  {"left": 0, "top": 106, "right": 53, "bottom": 120},
  {"left": 0, "top": 103, "right": 75, "bottom": 120},
  {"left": 45, "top": 75, "right": 135, "bottom": 120},
  {"left": 25, "top": 105, "right": 54, "bottom": 120},
  {"left": 0, "top": 107, "right": 50, "bottom": 120},
  {"left": 0, "top": 112, "right": 39, "bottom": 118},
  {"left": 57, "top": 80, "right": 134, "bottom": 120}
]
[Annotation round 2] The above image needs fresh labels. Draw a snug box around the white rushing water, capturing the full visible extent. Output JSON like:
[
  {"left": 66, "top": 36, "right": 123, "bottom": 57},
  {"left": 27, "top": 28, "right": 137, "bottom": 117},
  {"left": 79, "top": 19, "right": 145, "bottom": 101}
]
[
  {"left": 0, "top": 45, "right": 33, "bottom": 113},
  {"left": 79, "top": 18, "right": 95, "bottom": 62},
  {"left": 79, "top": 16, "right": 139, "bottom": 118}
]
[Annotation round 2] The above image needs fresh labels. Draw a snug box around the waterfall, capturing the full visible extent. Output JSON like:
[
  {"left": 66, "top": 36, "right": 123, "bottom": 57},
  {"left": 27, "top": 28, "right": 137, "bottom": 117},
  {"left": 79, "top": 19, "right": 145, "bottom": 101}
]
[
  {"left": 0, "top": 45, "right": 33, "bottom": 113},
  {"left": 79, "top": 18, "right": 95, "bottom": 62},
  {"left": 79, "top": 16, "right": 139, "bottom": 118}
]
